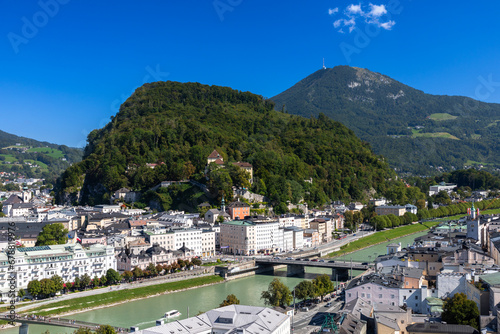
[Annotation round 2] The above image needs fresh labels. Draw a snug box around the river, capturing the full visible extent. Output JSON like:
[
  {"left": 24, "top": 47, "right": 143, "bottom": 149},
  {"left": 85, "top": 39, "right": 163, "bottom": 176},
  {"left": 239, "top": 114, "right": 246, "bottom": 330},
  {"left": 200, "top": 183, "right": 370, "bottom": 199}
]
[{"left": 3, "top": 230, "right": 428, "bottom": 334}]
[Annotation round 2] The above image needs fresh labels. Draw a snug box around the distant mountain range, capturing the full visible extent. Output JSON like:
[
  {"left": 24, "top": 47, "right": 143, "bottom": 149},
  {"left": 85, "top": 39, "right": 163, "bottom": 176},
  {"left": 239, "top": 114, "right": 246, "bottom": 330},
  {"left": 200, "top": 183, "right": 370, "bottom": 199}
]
[
  {"left": 271, "top": 66, "right": 500, "bottom": 175},
  {"left": 0, "top": 129, "right": 82, "bottom": 182}
]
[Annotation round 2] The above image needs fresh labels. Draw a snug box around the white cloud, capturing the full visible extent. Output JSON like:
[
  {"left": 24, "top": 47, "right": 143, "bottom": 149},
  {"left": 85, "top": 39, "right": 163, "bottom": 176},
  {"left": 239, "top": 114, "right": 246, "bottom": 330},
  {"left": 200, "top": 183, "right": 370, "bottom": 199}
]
[
  {"left": 328, "top": 8, "right": 339, "bottom": 15},
  {"left": 379, "top": 20, "right": 395, "bottom": 30},
  {"left": 367, "top": 4, "right": 387, "bottom": 17},
  {"left": 346, "top": 4, "right": 363, "bottom": 15},
  {"left": 329, "top": 3, "right": 397, "bottom": 33}
]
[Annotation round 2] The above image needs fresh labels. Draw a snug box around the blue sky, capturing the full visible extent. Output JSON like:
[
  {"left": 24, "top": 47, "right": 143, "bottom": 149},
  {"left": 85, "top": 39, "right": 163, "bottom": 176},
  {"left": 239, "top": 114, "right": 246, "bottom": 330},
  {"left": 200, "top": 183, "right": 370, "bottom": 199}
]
[{"left": 1, "top": 1, "right": 500, "bottom": 147}]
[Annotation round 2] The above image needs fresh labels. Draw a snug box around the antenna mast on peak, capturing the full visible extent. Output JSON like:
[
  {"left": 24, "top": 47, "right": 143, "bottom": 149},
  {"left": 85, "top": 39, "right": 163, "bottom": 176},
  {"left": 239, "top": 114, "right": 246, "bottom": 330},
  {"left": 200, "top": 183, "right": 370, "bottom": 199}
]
[{"left": 322, "top": 58, "right": 326, "bottom": 70}]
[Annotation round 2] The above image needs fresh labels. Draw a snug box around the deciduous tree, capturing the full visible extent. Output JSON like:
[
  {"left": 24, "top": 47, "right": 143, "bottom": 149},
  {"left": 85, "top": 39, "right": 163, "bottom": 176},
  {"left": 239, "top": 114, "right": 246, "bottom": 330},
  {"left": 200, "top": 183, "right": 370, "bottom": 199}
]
[
  {"left": 261, "top": 278, "right": 292, "bottom": 307},
  {"left": 220, "top": 294, "right": 240, "bottom": 307}
]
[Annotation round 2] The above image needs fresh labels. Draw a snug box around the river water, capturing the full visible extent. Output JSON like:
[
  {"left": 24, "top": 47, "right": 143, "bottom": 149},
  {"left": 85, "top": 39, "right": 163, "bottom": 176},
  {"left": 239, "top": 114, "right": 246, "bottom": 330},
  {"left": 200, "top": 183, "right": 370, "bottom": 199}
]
[{"left": 4, "top": 230, "right": 428, "bottom": 334}]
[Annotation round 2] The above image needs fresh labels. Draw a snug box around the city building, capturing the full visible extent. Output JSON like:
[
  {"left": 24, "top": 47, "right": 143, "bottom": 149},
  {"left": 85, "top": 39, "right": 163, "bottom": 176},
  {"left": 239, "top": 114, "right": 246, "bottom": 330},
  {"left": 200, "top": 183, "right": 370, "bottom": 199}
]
[
  {"left": 227, "top": 200, "right": 250, "bottom": 220},
  {"left": 0, "top": 243, "right": 116, "bottom": 300},
  {"left": 135, "top": 305, "right": 290, "bottom": 334},
  {"left": 375, "top": 205, "right": 406, "bottom": 217},
  {"left": 220, "top": 220, "right": 256, "bottom": 255},
  {"left": 428, "top": 183, "right": 457, "bottom": 196}
]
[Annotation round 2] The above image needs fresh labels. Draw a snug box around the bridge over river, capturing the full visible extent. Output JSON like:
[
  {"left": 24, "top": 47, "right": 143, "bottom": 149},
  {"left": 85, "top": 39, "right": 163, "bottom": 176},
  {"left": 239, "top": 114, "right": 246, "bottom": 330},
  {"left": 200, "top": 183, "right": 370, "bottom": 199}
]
[
  {"left": 0, "top": 314, "right": 129, "bottom": 334},
  {"left": 255, "top": 258, "right": 371, "bottom": 280}
]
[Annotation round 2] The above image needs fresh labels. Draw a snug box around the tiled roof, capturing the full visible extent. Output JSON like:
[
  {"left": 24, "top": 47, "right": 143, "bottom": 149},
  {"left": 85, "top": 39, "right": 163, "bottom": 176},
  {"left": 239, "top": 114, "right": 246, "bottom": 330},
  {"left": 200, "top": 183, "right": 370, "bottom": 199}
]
[
  {"left": 232, "top": 162, "right": 252, "bottom": 168},
  {"left": 228, "top": 201, "right": 250, "bottom": 208},
  {"left": 208, "top": 150, "right": 222, "bottom": 159}
]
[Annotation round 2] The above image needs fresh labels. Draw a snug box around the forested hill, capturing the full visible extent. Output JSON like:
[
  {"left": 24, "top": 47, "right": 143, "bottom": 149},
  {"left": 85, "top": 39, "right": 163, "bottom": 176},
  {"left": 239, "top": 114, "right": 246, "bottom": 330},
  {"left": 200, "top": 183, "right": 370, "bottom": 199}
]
[
  {"left": 57, "top": 81, "right": 398, "bottom": 207},
  {"left": 0, "top": 129, "right": 82, "bottom": 182},
  {"left": 271, "top": 66, "right": 500, "bottom": 175}
]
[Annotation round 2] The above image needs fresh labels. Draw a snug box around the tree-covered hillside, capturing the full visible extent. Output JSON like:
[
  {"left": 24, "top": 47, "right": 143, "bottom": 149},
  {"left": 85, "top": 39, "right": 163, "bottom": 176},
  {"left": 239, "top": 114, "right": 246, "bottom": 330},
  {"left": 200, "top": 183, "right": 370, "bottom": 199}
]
[
  {"left": 57, "top": 81, "right": 398, "bottom": 208},
  {"left": 0, "top": 129, "right": 82, "bottom": 182},
  {"left": 271, "top": 66, "right": 500, "bottom": 175}
]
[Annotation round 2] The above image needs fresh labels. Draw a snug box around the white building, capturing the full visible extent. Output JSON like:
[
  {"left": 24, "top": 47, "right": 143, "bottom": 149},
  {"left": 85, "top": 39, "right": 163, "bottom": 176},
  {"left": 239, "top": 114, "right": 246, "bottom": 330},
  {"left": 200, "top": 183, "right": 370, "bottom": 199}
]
[
  {"left": 428, "top": 183, "right": 457, "bottom": 196},
  {"left": 145, "top": 228, "right": 210, "bottom": 256},
  {"left": 135, "top": 305, "right": 290, "bottom": 334},
  {"left": 255, "top": 222, "right": 280, "bottom": 253},
  {"left": 94, "top": 205, "right": 121, "bottom": 213},
  {"left": 0, "top": 243, "right": 116, "bottom": 300},
  {"left": 201, "top": 230, "right": 216, "bottom": 257},
  {"left": 172, "top": 229, "right": 203, "bottom": 255}
]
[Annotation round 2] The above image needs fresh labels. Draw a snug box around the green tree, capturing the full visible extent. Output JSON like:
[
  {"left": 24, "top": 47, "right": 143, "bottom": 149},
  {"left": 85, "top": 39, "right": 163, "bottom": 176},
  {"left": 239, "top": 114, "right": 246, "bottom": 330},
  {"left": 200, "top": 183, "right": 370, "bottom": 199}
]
[
  {"left": 132, "top": 267, "right": 143, "bottom": 279},
  {"left": 27, "top": 280, "right": 41, "bottom": 298},
  {"left": 416, "top": 199, "right": 426, "bottom": 210},
  {"left": 17, "top": 289, "right": 25, "bottom": 298},
  {"left": 96, "top": 325, "right": 116, "bottom": 334},
  {"left": 220, "top": 294, "right": 240, "bottom": 307},
  {"left": 344, "top": 211, "right": 354, "bottom": 231},
  {"left": 92, "top": 276, "right": 100, "bottom": 288},
  {"left": 40, "top": 278, "right": 56, "bottom": 298},
  {"left": 74, "top": 277, "right": 81, "bottom": 290},
  {"left": 51, "top": 275, "right": 64, "bottom": 293},
  {"left": 192, "top": 258, "right": 202, "bottom": 266},
  {"left": 100, "top": 275, "right": 107, "bottom": 286},
  {"left": 353, "top": 211, "right": 363, "bottom": 231},
  {"left": 313, "top": 274, "right": 334, "bottom": 300},
  {"left": 146, "top": 263, "right": 158, "bottom": 276},
  {"left": 73, "top": 328, "right": 93, "bottom": 334},
  {"left": 294, "top": 280, "right": 315, "bottom": 301},
  {"left": 80, "top": 274, "right": 92, "bottom": 290},
  {"left": 441, "top": 293, "right": 479, "bottom": 329},
  {"left": 122, "top": 271, "right": 133, "bottom": 282},
  {"left": 106, "top": 269, "right": 122, "bottom": 285},
  {"left": 36, "top": 223, "right": 68, "bottom": 246},
  {"left": 261, "top": 278, "right": 292, "bottom": 307}
]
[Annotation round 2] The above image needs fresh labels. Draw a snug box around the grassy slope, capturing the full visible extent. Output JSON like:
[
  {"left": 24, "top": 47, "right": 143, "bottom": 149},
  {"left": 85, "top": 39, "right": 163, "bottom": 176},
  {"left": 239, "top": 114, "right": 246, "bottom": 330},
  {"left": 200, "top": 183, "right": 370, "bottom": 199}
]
[
  {"left": 412, "top": 132, "right": 460, "bottom": 140},
  {"left": 326, "top": 221, "right": 440, "bottom": 258},
  {"left": 428, "top": 113, "right": 458, "bottom": 121},
  {"left": 26, "top": 276, "right": 224, "bottom": 317},
  {"left": 26, "top": 147, "right": 65, "bottom": 159}
]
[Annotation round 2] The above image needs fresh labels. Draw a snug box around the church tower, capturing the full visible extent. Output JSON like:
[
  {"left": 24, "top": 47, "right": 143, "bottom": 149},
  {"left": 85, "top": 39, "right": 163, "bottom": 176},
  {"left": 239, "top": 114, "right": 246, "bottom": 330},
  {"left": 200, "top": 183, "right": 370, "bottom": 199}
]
[{"left": 466, "top": 202, "right": 481, "bottom": 244}]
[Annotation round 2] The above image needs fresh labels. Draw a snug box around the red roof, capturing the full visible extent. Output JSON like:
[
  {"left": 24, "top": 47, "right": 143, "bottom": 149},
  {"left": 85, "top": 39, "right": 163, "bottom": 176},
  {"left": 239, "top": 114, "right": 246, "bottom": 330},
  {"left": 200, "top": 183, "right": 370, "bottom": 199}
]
[
  {"left": 232, "top": 161, "right": 252, "bottom": 168},
  {"left": 214, "top": 158, "right": 224, "bottom": 165},
  {"left": 208, "top": 150, "right": 221, "bottom": 159}
]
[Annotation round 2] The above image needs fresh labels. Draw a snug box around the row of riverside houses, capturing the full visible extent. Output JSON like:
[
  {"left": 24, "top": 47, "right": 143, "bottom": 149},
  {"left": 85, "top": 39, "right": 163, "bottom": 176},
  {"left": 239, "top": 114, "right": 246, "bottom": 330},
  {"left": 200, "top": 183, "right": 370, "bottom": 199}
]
[
  {"left": 338, "top": 203, "right": 500, "bottom": 334},
  {"left": 0, "top": 196, "right": 348, "bottom": 300}
]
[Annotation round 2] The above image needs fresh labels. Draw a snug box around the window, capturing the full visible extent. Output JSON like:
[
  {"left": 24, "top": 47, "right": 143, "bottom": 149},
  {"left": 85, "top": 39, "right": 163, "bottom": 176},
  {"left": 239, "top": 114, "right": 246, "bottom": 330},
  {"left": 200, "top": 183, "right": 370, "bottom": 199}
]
[{"left": 379, "top": 294, "right": 382, "bottom": 298}]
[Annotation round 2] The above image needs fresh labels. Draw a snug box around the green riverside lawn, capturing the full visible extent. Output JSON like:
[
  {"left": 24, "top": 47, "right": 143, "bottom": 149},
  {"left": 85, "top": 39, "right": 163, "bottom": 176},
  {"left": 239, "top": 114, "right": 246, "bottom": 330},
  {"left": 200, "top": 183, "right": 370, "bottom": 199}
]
[
  {"left": 26, "top": 275, "right": 224, "bottom": 317},
  {"left": 327, "top": 221, "right": 440, "bottom": 258}
]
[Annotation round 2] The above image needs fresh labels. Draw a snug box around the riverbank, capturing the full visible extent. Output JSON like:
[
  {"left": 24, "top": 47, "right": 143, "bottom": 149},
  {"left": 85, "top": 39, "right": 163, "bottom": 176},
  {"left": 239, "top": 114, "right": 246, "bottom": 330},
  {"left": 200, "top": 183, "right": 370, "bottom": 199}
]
[
  {"left": 326, "top": 221, "right": 440, "bottom": 258},
  {"left": 21, "top": 275, "right": 224, "bottom": 318}
]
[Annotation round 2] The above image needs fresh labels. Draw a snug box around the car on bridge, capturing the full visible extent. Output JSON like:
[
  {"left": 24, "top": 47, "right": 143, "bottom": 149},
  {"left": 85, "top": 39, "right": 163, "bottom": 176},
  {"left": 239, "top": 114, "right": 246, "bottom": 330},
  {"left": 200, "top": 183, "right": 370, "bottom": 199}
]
[{"left": 286, "top": 257, "right": 293, "bottom": 260}]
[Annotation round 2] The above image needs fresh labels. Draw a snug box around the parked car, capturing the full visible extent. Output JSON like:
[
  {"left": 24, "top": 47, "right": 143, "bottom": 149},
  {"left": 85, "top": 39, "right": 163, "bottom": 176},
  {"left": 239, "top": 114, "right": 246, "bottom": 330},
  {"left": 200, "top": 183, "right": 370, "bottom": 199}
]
[
  {"left": 319, "top": 259, "right": 325, "bottom": 262},
  {"left": 286, "top": 257, "right": 293, "bottom": 260},
  {"left": 328, "top": 260, "right": 336, "bottom": 263},
  {"left": 311, "top": 259, "right": 318, "bottom": 262},
  {"left": 325, "top": 302, "right": 332, "bottom": 307}
]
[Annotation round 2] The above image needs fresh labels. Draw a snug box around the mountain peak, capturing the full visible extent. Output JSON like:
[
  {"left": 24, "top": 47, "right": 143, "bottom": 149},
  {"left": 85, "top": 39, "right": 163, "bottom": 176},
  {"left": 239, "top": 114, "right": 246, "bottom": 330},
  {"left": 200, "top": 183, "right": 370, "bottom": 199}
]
[{"left": 271, "top": 67, "right": 500, "bottom": 174}]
